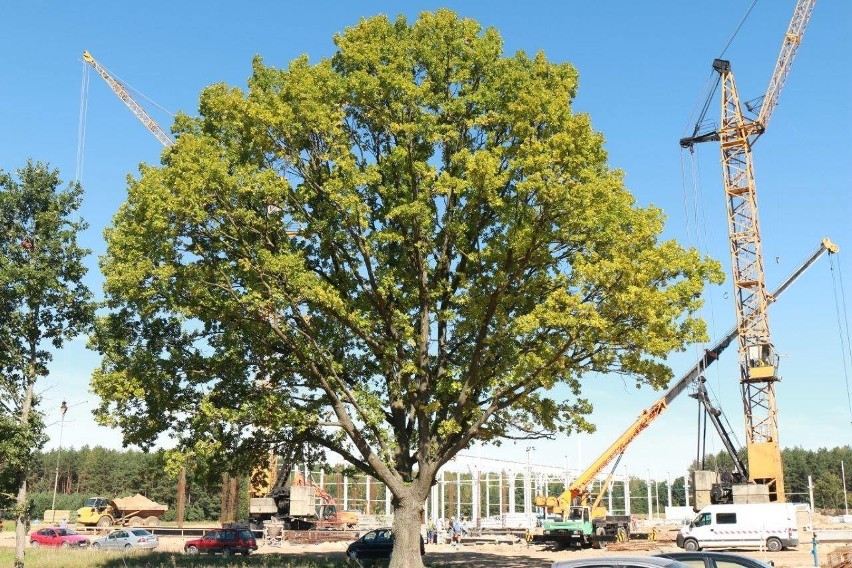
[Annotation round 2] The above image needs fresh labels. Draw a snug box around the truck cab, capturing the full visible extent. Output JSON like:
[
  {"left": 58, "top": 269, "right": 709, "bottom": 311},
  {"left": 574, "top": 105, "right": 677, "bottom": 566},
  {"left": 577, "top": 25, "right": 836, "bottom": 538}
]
[{"left": 76, "top": 497, "right": 113, "bottom": 527}]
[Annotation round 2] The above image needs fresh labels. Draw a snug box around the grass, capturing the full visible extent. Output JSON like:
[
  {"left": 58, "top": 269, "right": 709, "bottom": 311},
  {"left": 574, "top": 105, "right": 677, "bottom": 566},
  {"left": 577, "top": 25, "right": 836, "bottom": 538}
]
[{"left": 0, "top": 549, "right": 346, "bottom": 568}]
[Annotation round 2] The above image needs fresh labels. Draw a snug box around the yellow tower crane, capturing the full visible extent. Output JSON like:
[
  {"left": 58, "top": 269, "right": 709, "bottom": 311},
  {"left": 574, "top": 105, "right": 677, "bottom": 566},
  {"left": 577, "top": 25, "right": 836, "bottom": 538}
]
[{"left": 680, "top": 0, "right": 817, "bottom": 503}]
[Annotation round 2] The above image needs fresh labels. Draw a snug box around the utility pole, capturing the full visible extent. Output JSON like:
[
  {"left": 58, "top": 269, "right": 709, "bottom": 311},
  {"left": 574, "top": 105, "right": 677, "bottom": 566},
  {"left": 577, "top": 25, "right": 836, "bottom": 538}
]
[
  {"left": 808, "top": 476, "right": 814, "bottom": 513},
  {"left": 50, "top": 401, "right": 68, "bottom": 520},
  {"left": 843, "top": 461, "right": 849, "bottom": 516}
]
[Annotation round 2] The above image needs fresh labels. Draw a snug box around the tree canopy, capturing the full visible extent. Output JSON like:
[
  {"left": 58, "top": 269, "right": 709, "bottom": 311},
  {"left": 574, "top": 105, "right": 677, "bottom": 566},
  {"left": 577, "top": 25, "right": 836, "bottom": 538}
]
[
  {"left": 91, "top": 10, "right": 721, "bottom": 565},
  {"left": 0, "top": 160, "right": 93, "bottom": 566}
]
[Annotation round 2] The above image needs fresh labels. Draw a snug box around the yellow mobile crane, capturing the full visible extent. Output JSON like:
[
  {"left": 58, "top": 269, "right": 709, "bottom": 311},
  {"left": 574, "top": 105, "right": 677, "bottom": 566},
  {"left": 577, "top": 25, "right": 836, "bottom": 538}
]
[
  {"left": 528, "top": 238, "right": 837, "bottom": 548},
  {"left": 679, "top": 0, "right": 816, "bottom": 503}
]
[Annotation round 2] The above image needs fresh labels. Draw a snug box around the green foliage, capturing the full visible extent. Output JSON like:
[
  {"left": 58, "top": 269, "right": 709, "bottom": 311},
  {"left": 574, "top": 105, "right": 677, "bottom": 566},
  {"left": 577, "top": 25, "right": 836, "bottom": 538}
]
[
  {"left": 21, "top": 447, "right": 227, "bottom": 522},
  {"left": 91, "top": 9, "right": 721, "bottom": 510},
  {"left": 0, "top": 160, "right": 94, "bottom": 567},
  {"left": 813, "top": 472, "right": 845, "bottom": 510}
]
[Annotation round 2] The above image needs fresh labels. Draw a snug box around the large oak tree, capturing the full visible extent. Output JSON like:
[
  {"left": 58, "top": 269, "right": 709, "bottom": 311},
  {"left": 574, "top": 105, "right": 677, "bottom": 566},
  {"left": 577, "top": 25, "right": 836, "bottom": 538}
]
[{"left": 92, "top": 11, "right": 722, "bottom": 566}]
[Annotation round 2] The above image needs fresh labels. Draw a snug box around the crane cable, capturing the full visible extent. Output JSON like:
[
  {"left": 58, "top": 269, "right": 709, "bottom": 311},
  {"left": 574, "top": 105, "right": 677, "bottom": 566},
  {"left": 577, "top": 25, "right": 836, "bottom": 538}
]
[
  {"left": 718, "top": 0, "right": 761, "bottom": 60},
  {"left": 76, "top": 61, "right": 90, "bottom": 184},
  {"left": 75, "top": 52, "right": 176, "bottom": 184},
  {"left": 828, "top": 253, "right": 852, "bottom": 426},
  {"left": 682, "top": 0, "right": 761, "bottom": 145}
]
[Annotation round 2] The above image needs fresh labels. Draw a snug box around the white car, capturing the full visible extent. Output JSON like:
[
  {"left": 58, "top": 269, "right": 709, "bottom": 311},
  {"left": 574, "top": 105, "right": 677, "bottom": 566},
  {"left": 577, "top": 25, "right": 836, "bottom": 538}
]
[{"left": 91, "top": 528, "right": 159, "bottom": 551}]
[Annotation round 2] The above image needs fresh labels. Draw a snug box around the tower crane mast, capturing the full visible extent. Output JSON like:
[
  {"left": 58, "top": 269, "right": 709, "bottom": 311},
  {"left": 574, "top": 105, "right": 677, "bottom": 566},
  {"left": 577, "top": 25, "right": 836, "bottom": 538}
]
[
  {"left": 680, "top": 0, "right": 817, "bottom": 503},
  {"left": 82, "top": 51, "right": 173, "bottom": 148}
]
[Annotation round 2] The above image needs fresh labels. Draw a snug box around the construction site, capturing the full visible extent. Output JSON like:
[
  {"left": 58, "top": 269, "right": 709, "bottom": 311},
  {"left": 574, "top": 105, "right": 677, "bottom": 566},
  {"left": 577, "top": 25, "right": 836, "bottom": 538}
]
[{"left": 2, "top": 1, "right": 851, "bottom": 567}]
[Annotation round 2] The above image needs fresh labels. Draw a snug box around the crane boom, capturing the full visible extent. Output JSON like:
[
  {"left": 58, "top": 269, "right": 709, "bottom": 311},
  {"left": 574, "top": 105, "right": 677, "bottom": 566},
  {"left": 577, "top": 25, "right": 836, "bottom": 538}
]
[
  {"left": 756, "top": 0, "right": 816, "bottom": 130},
  {"left": 542, "top": 238, "right": 836, "bottom": 512},
  {"left": 82, "top": 51, "right": 173, "bottom": 148}
]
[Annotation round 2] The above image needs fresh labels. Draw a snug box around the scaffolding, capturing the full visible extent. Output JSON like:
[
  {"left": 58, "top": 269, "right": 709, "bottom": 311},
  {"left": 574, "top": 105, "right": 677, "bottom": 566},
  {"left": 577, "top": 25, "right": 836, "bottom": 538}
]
[{"left": 288, "top": 453, "right": 634, "bottom": 528}]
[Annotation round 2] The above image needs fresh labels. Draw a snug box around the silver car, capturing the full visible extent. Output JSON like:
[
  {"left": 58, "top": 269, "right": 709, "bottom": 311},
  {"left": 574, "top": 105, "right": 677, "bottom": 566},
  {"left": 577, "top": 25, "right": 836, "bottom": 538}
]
[
  {"left": 553, "top": 556, "right": 690, "bottom": 568},
  {"left": 91, "top": 528, "right": 159, "bottom": 551}
]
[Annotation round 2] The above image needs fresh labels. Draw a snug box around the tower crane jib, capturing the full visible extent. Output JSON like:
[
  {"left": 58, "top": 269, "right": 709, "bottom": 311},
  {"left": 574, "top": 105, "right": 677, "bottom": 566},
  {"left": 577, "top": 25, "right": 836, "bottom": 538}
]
[{"left": 82, "top": 51, "right": 173, "bottom": 148}]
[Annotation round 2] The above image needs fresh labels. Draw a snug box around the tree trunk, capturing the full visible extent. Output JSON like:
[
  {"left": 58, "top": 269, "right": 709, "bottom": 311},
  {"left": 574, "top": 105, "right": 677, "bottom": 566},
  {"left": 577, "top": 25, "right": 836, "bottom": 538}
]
[
  {"left": 228, "top": 475, "right": 239, "bottom": 523},
  {"left": 176, "top": 467, "right": 186, "bottom": 528},
  {"left": 389, "top": 489, "right": 426, "bottom": 568},
  {"left": 220, "top": 473, "right": 228, "bottom": 524},
  {"left": 14, "top": 474, "right": 27, "bottom": 568},
  {"left": 15, "top": 353, "right": 38, "bottom": 568}
]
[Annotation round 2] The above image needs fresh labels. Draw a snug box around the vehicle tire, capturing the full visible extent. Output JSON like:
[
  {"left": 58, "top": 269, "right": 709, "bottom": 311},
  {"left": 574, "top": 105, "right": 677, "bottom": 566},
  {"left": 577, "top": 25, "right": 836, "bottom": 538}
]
[
  {"left": 30, "top": 541, "right": 39, "bottom": 548},
  {"left": 222, "top": 547, "right": 232, "bottom": 558},
  {"left": 96, "top": 516, "right": 112, "bottom": 528},
  {"left": 129, "top": 516, "right": 143, "bottom": 527},
  {"left": 591, "top": 527, "right": 606, "bottom": 550},
  {"left": 125, "top": 543, "right": 133, "bottom": 550},
  {"left": 766, "top": 537, "right": 782, "bottom": 552},
  {"left": 61, "top": 541, "right": 71, "bottom": 549},
  {"left": 92, "top": 542, "right": 101, "bottom": 550},
  {"left": 145, "top": 515, "right": 159, "bottom": 527},
  {"left": 683, "top": 538, "right": 700, "bottom": 551},
  {"left": 186, "top": 545, "right": 199, "bottom": 554}
]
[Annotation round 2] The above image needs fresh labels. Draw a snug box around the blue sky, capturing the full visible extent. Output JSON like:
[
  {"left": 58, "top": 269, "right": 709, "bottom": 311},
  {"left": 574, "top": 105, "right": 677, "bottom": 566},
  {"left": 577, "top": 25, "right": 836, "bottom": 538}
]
[{"left": 3, "top": 1, "right": 850, "bottom": 482}]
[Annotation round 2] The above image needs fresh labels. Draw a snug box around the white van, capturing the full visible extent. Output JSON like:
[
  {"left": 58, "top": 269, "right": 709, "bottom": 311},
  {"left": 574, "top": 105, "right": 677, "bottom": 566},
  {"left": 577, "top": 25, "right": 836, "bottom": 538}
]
[{"left": 677, "top": 503, "right": 802, "bottom": 552}]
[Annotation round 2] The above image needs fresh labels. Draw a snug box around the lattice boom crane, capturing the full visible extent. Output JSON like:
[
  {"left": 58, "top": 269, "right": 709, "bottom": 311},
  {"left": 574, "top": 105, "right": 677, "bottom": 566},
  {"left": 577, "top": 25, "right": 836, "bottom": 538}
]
[
  {"left": 82, "top": 50, "right": 173, "bottom": 148},
  {"left": 680, "top": 0, "right": 817, "bottom": 502}
]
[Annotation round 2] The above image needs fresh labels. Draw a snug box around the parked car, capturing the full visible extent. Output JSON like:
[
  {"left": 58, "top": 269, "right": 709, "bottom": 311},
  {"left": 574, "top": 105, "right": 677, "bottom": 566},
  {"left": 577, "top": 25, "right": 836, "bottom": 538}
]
[
  {"left": 346, "top": 528, "right": 425, "bottom": 562},
  {"left": 656, "top": 551, "right": 776, "bottom": 568},
  {"left": 184, "top": 527, "right": 257, "bottom": 556},
  {"left": 29, "top": 527, "right": 90, "bottom": 548},
  {"left": 91, "top": 528, "right": 159, "bottom": 551},
  {"left": 552, "top": 557, "right": 689, "bottom": 568}
]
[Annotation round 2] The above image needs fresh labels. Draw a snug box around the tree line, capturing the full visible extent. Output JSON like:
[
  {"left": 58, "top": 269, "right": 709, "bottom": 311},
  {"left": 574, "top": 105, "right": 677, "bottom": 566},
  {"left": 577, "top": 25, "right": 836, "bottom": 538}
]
[
  {"left": 13, "top": 446, "right": 226, "bottom": 523},
  {"left": 4, "top": 443, "right": 849, "bottom": 523}
]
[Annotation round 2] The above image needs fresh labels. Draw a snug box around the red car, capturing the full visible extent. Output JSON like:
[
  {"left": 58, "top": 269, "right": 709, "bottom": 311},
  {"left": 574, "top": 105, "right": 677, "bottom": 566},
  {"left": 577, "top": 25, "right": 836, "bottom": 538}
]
[
  {"left": 30, "top": 526, "right": 90, "bottom": 548},
  {"left": 184, "top": 527, "right": 257, "bottom": 556}
]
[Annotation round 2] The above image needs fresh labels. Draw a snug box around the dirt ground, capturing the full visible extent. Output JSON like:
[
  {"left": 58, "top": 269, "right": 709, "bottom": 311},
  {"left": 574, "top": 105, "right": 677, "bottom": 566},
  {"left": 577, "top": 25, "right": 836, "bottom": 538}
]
[
  {"left": 162, "top": 535, "right": 841, "bottom": 567},
  {"left": 1, "top": 526, "right": 847, "bottom": 567}
]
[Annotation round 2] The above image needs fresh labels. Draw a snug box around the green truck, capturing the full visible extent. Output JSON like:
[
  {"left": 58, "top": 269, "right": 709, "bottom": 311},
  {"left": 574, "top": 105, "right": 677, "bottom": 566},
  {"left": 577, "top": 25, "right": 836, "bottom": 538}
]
[{"left": 530, "top": 504, "right": 630, "bottom": 549}]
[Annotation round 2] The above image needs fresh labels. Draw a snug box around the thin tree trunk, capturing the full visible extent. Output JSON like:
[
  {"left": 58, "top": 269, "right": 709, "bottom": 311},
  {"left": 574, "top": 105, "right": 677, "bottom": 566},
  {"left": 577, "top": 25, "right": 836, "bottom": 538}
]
[
  {"left": 14, "top": 473, "right": 27, "bottom": 568},
  {"left": 176, "top": 467, "right": 186, "bottom": 528},
  {"left": 15, "top": 347, "right": 38, "bottom": 568}
]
